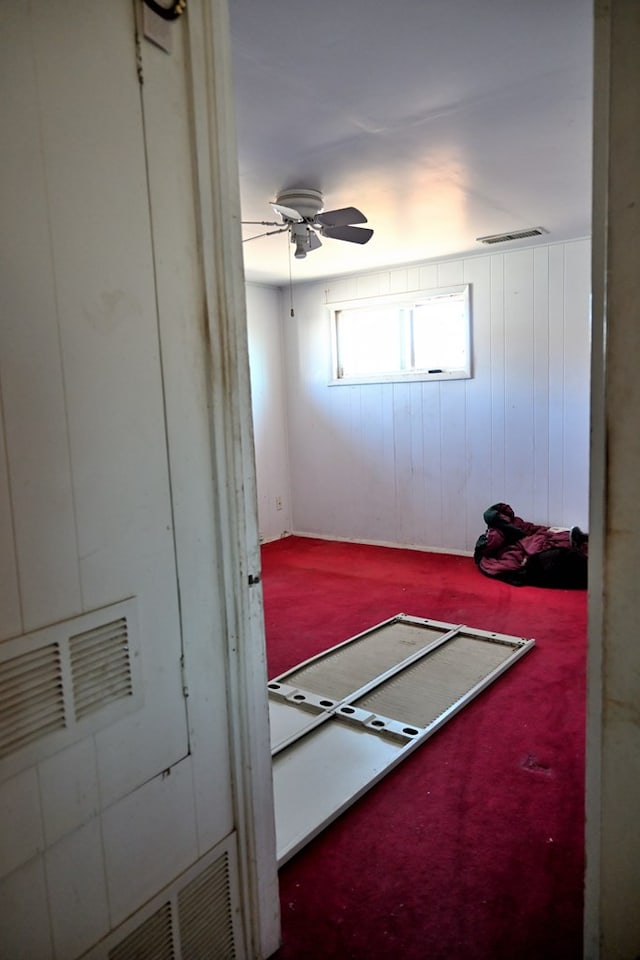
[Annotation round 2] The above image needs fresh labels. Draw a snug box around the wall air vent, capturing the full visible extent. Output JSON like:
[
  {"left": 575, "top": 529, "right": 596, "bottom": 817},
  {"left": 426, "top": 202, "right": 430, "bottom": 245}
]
[
  {"left": 83, "top": 838, "right": 244, "bottom": 960},
  {"left": 476, "top": 227, "right": 547, "bottom": 244},
  {"left": 0, "top": 597, "right": 142, "bottom": 783},
  {"left": 109, "top": 903, "right": 175, "bottom": 960},
  {"left": 0, "top": 643, "right": 65, "bottom": 758},
  {"left": 178, "top": 853, "right": 237, "bottom": 960},
  {"left": 70, "top": 617, "right": 133, "bottom": 721}
]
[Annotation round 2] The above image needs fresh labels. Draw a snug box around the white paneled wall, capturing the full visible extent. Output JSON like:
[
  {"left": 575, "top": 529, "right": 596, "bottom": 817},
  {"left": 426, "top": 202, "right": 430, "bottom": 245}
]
[
  {"left": 246, "top": 283, "right": 293, "bottom": 541},
  {"left": 248, "top": 239, "right": 590, "bottom": 553}
]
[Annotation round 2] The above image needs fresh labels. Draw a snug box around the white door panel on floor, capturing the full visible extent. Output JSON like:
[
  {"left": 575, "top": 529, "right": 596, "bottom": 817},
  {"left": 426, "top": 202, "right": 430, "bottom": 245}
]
[{"left": 270, "top": 615, "right": 534, "bottom": 864}]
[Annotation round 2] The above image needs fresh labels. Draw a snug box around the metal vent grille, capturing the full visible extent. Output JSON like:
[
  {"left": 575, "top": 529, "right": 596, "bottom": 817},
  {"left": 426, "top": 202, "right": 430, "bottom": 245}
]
[
  {"left": 476, "top": 227, "right": 545, "bottom": 244},
  {"left": 82, "top": 839, "right": 243, "bottom": 960},
  {"left": 178, "top": 853, "right": 236, "bottom": 960},
  {"left": 355, "top": 633, "right": 514, "bottom": 728},
  {"left": 285, "top": 621, "right": 445, "bottom": 700},
  {"left": 0, "top": 598, "right": 141, "bottom": 782},
  {"left": 109, "top": 902, "right": 174, "bottom": 960},
  {"left": 0, "top": 643, "right": 65, "bottom": 759},
  {"left": 70, "top": 617, "right": 132, "bottom": 721}
]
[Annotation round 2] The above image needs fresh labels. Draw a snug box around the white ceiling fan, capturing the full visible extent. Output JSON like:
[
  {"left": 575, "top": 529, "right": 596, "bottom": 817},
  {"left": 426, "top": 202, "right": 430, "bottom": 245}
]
[{"left": 241, "top": 188, "right": 374, "bottom": 259}]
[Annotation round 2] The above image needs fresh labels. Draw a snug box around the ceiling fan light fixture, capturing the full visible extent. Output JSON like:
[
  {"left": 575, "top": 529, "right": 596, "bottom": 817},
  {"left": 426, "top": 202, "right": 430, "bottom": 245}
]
[
  {"left": 293, "top": 236, "right": 308, "bottom": 259},
  {"left": 242, "top": 188, "right": 373, "bottom": 259},
  {"left": 275, "top": 188, "right": 324, "bottom": 221}
]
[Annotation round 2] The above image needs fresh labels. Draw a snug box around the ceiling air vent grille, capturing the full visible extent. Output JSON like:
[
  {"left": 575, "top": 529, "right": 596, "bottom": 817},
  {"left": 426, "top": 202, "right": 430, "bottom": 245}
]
[
  {"left": 109, "top": 902, "right": 175, "bottom": 960},
  {"left": 0, "top": 643, "right": 65, "bottom": 759},
  {"left": 70, "top": 617, "right": 132, "bottom": 721},
  {"left": 476, "top": 227, "right": 546, "bottom": 244},
  {"left": 178, "top": 852, "right": 236, "bottom": 960}
]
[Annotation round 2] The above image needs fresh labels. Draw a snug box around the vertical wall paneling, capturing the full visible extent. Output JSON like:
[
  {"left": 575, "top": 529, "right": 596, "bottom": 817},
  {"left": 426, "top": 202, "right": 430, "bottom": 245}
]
[
  {"left": 246, "top": 284, "right": 293, "bottom": 541},
  {"left": 532, "top": 247, "right": 551, "bottom": 522},
  {"left": 0, "top": 412, "right": 21, "bottom": 641},
  {"left": 0, "top": 0, "right": 190, "bottom": 817},
  {"left": 345, "top": 384, "right": 361, "bottom": 538},
  {"left": 38, "top": 737, "right": 100, "bottom": 847},
  {"left": 503, "top": 250, "right": 536, "bottom": 519},
  {"left": 548, "top": 244, "right": 567, "bottom": 524},
  {"left": 102, "top": 757, "right": 198, "bottom": 928},
  {"left": 139, "top": 17, "right": 237, "bottom": 848},
  {"left": 562, "top": 241, "right": 590, "bottom": 528},
  {"left": 408, "top": 381, "right": 428, "bottom": 546},
  {"left": 418, "top": 263, "right": 440, "bottom": 292},
  {"left": 392, "top": 381, "right": 416, "bottom": 545},
  {"left": 355, "top": 272, "right": 386, "bottom": 300},
  {"left": 44, "top": 818, "right": 110, "bottom": 959},
  {"left": 32, "top": 2, "right": 178, "bottom": 612},
  {"left": 252, "top": 238, "right": 591, "bottom": 553},
  {"left": 389, "top": 267, "right": 410, "bottom": 295},
  {"left": 436, "top": 256, "right": 467, "bottom": 547},
  {"left": 489, "top": 254, "right": 507, "bottom": 504},
  {"left": 21, "top": 0, "right": 190, "bottom": 809},
  {"left": 462, "top": 256, "right": 493, "bottom": 546},
  {"left": 0, "top": 3, "right": 82, "bottom": 632},
  {"left": 436, "top": 259, "right": 464, "bottom": 289},
  {"left": 0, "top": 767, "right": 43, "bottom": 878},
  {"left": 439, "top": 380, "right": 467, "bottom": 547},
  {"left": 420, "top": 380, "right": 444, "bottom": 547},
  {"left": 326, "top": 379, "right": 354, "bottom": 532},
  {"left": 370, "top": 383, "right": 397, "bottom": 543},
  {"left": 0, "top": 858, "right": 53, "bottom": 960}
]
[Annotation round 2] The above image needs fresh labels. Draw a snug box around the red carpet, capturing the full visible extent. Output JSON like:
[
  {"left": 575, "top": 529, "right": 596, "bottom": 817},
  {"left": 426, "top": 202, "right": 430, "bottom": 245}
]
[{"left": 262, "top": 536, "right": 586, "bottom": 960}]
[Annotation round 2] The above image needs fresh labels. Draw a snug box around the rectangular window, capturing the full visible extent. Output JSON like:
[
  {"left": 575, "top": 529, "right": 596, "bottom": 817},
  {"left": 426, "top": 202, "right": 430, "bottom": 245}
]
[{"left": 329, "top": 285, "right": 471, "bottom": 384}]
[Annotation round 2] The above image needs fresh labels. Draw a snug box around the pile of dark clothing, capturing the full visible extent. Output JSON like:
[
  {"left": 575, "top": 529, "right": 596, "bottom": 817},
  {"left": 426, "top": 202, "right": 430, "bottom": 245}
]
[{"left": 474, "top": 502, "right": 588, "bottom": 588}]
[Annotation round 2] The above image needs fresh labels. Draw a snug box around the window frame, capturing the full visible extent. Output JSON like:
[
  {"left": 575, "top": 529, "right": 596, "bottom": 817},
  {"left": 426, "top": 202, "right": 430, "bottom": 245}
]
[{"left": 328, "top": 284, "right": 472, "bottom": 385}]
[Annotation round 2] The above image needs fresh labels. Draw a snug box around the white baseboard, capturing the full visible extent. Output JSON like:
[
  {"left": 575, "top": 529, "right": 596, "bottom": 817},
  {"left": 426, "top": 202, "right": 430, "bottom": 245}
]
[{"left": 284, "top": 530, "right": 474, "bottom": 558}]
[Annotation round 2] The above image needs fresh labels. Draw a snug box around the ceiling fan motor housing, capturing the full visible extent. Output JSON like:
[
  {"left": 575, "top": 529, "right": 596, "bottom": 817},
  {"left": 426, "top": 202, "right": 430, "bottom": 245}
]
[{"left": 275, "top": 188, "right": 324, "bottom": 220}]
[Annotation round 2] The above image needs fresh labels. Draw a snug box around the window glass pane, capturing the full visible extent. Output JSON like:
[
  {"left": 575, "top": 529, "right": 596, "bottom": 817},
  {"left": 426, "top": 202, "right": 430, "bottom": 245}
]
[
  {"left": 331, "top": 286, "right": 471, "bottom": 382},
  {"left": 336, "top": 307, "right": 402, "bottom": 377},
  {"left": 412, "top": 295, "right": 467, "bottom": 371}
]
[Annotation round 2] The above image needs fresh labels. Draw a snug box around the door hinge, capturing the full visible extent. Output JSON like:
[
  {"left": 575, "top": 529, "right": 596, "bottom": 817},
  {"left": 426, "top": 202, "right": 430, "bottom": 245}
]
[
  {"left": 134, "top": 27, "right": 144, "bottom": 85},
  {"left": 180, "top": 653, "right": 189, "bottom": 698}
]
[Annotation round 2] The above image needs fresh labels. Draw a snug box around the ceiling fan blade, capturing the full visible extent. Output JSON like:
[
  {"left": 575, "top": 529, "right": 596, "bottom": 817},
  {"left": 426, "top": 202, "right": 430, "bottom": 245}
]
[
  {"left": 315, "top": 206, "right": 368, "bottom": 227},
  {"left": 271, "top": 202, "right": 303, "bottom": 221},
  {"left": 321, "top": 225, "right": 373, "bottom": 245}
]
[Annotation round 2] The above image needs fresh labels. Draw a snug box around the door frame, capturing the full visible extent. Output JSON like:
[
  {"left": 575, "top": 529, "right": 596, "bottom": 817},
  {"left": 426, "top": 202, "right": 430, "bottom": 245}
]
[{"left": 185, "top": 2, "right": 280, "bottom": 955}]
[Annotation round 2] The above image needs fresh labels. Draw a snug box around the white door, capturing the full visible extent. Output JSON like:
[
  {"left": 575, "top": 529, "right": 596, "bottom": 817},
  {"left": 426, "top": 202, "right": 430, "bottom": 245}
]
[{"left": 0, "top": 4, "right": 267, "bottom": 957}]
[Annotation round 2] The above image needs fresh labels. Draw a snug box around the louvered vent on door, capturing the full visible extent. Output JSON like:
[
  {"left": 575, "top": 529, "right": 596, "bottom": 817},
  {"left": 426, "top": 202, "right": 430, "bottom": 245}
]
[
  {"left": 178, "top": 852, "right": 236, "bottom": 960},
  {"left": 109, "top": 902, "right": 175, "bottom": 960},
  {"left": 0, "top": 597, "right": 142, "bottom": 783},
  {"left": 70, "top": 617, "right": 132, "bottom": 721},
  {"left": 0, "top": 643, "right": 65, "bottom": 759},
  {"left": 84, "top": 837, "right": 244, "bottom": 960}
]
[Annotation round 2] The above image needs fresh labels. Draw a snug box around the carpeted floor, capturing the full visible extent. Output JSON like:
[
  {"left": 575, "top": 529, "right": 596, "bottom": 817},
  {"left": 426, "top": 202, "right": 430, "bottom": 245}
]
[{"left": 262, "top": 536, "right": 587, "bottom": 960}]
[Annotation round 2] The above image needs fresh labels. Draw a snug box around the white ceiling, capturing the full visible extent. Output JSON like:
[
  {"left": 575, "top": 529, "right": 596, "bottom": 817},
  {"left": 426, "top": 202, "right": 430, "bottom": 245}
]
[{"left": 229, "top": 0, "right": 593, "bottom": 286}]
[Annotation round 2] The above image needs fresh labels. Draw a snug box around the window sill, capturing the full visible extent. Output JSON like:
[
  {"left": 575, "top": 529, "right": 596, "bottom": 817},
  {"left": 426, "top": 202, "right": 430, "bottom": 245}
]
[{"left": 328, "top": 369, "right": 471, "bottom": 386}]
